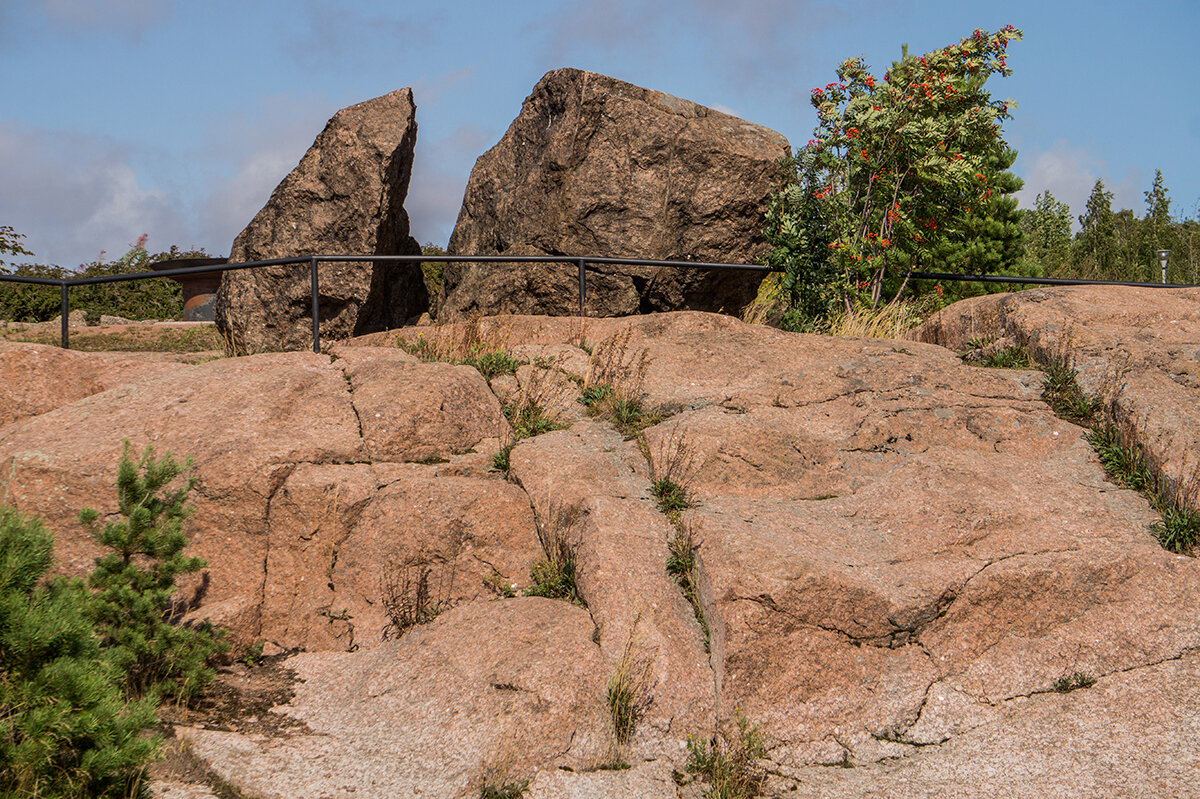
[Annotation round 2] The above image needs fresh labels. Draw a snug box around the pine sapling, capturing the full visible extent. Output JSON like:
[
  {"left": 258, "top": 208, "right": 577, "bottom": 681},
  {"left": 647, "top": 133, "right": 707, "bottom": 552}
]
[{"left": 80, "top": 441, "right": 226, "bottom": 701}]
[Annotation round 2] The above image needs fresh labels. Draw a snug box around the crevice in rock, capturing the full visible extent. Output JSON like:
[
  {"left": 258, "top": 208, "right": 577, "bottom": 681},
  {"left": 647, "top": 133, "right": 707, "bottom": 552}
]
[
  {"left": 332, "top": 357, "right": 371, "bottom": 461},
  {"left": 255, "top": 462, "right": 300, "bottom": 640},
  {"left": 734, "top": 590, "right": 955, "bottom": 651}
]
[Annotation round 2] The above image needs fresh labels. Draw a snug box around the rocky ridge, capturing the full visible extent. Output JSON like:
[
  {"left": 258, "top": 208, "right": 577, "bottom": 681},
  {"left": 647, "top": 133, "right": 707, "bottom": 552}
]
[{"left": 0, "top": 296, "right": 1197, "bottom": 797}]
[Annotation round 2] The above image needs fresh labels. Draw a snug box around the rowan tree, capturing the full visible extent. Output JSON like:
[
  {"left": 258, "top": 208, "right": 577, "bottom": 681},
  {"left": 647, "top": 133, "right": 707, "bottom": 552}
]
[{"left": 763, "top": 25, "right": 1023, "bottom": 325}]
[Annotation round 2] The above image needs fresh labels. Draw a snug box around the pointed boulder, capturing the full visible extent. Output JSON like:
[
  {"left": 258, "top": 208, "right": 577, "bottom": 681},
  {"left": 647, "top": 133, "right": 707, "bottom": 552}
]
[{"left": 215, "top": 89, "right": 427, "bottom": 352}]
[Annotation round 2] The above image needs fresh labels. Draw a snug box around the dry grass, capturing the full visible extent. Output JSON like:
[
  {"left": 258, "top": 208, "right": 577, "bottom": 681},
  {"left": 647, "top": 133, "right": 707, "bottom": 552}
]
[
  {"left": 607, "top": 621, "right": 654, "bottom": 747},
  {"left": 379, "top": 524, "right": 465, "bottom": 640},
  {"left": 685, "top": 712, "right": 767, "bottom": 799},
  {"left": 581, "top": 328, "right": 676, "bottom": 436},
  {"left": 502, "top": 359, "right": 571, "bottom": 442},
  {"left": 2, "top": 321, "right": 225, "bottom": 354},
  {"left": 525, "top": 501, "right": 584, "bottom": 603},
  {"left": 643, "top": 425, "right": 701, "bottom": 517},
  {"left": 826, "top": 299, "right": 928, "bottom": 339},
  {"left": 396, "top": 317, "right": 520, "bottom": 376},
  {"left": 740, "top": 273, "right": 784, "bottom": 326}
]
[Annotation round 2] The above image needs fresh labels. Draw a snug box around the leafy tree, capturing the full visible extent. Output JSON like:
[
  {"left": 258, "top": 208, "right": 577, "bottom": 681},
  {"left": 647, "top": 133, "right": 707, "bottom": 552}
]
[
  {"left": 0, "top": 506, "right": 159, "bottom": 797},
  {"left": 80, "top": 442, "right": 226, "bottom": 701},
  {"left": 1021, "top": 190, "right": 1072, "bottom": 276},
  {"left": 763, "top": 26, "right": 1023, "bottom": 326},
  {"left": 0, "top": 225, "right": 33, "bottom": 268},
  {"left": 1073, "top": 179, "right": 1118, "bottom": 279}
]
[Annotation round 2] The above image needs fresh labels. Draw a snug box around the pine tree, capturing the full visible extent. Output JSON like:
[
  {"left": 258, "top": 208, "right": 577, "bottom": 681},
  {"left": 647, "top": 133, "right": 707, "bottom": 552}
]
[
  {"left": 1140, "top": 169, "right": 1175, "bottom": 281},
  {"left": 1073, "top": 179, "right": 1117, "bottom": 279},
  {"left": 80, "top": 442, "right": 226, "bottom": 702},
  {"left": 928, "top": 146, "right": 1025, "bottom": 276},
  {"left": 0, "top": 506, "right": 159, "bottom": 797},
  {"left": 1021, "top": 190, "right": 1072, "bottom": 276}
]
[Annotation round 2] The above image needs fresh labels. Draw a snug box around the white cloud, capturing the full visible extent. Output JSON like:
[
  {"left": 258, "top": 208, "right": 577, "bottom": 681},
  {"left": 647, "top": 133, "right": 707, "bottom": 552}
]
[
  {"left": 1015, "top": 142, "right": 1145, "bottom": 230},
  {"left": 0, "top": 119, "right": 188, "bottom": 268},
  {"left": 37, "top": 0, "right": 168, "bottom": 38}
]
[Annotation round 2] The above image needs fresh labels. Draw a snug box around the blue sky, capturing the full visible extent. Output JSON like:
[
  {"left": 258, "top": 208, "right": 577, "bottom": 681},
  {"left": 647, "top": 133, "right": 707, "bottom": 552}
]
[{"left": 2, "top": 0, "right": 1197, "bottom": 269}]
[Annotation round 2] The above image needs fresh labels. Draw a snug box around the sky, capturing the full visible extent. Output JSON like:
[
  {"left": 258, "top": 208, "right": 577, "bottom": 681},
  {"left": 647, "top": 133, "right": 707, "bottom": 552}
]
[{"left": 1, "top": 0, "right": 1197, "bottom": 270}]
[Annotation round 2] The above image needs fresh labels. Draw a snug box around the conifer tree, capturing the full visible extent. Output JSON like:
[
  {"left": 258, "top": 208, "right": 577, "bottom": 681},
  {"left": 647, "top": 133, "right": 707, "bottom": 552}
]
[
  {"left": 1021, "top": 190, "right": 1072, "bottom": 276},
  {"left": 1073, "top": 179, "right": 1117, "bottom": 279}
]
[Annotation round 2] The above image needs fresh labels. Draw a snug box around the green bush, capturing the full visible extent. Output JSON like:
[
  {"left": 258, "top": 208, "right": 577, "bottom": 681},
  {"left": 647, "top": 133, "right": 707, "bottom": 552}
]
[
  {"left": 0, "top": 241, "right": 215, "bottom": 324},
  {"left": 80, "top": 442, "right": 226, "bottom": 701},
  {"left": 0, "top": 506, "right": 160, "bottom": 797}
]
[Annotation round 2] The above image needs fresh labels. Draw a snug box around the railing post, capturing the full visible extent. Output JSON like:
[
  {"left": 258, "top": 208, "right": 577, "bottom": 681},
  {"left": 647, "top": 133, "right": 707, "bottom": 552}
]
[
  {"left": 60, "top": 283, "right": 69, "bottom": 349},
  {"left": 310, "top": 256, "right": 321, "bottom": 353},
  {"left": 577, "top": 258, "right": 587, "bottom": 318}
]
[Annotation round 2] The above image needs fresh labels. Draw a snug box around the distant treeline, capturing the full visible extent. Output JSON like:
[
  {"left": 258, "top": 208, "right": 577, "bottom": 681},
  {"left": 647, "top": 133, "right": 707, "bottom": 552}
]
[{"left": 1023, "top": 171, "right": 1199, "bottom": 285}]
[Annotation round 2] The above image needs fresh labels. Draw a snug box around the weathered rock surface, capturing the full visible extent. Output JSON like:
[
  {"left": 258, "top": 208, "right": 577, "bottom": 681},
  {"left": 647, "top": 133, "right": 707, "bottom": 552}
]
[
  {"left": 214, "top": 89, "right": 426, "bottom": 353},
  {"left": 2, "top": 306, "right": 1197, "bottom": 797},
  {"left": 0, "top": 341, "right": 187, "bottom": 427},
  {"left": 178, "top": 599, "right": 611, "bottom": 799},
  {"left": 440, "top": 68, "right": 790, "bottom": 320},
  {"left": 918, "top": 286, "right": 1200, "bottom": 502},
  {"left": 0, "top": 347, "right": 511, "bottom": 646}
]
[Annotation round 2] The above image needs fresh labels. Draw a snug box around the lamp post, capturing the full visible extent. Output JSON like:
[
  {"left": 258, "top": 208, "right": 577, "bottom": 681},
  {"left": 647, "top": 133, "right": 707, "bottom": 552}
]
[{"left": 1156, "top": 249, "right": 1170, "bottom": 284}]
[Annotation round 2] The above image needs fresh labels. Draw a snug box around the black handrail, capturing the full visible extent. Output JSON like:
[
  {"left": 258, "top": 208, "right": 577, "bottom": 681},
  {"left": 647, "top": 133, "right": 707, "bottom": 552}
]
[{"left": 1, "top": 255, "right": 1195, "bottom": 352}]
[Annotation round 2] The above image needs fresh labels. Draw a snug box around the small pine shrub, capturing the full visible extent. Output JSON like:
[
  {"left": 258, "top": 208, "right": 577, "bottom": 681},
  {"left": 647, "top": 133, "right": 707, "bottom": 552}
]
[
  {"left": 0, "top": 505, "right": 160, "bottom": 797},
  {"left": 80, "top": 441, "right": 227, "bottom": 701}
]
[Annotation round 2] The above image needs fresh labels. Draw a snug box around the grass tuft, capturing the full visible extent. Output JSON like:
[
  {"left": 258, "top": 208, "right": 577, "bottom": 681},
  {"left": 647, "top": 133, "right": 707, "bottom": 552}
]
[
  {"left": 666, "top": 521, "right": 710, "bottom": 652},
  {"left": 1040, "top": 359, "right": 1099, "bottom": 424},
  {"left": 979, "top": 344, "right": 1032, "bottom": 369},
  {"left": 480, "top": 780, "right": 529, "bottom": 799},
  {"left": 607, "top": 626, "right": 653, "bottom": 747},
  {"left": 685, "top": 712, "right": 767, "bottom": 799},
  {"left": 1151, "top": 506, "right": 1200, "bottom": 555},
  {"left": 1052, "top": 672, "right": 1096, "bottom": 693},
  {"left": 524, "top": 503, "right": 583, "bottom": 603}
]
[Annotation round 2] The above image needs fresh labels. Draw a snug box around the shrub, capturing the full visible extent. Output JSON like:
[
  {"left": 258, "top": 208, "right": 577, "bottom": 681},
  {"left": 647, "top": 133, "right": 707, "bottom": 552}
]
[
  {"left": 0, "top": 240, "right": 213, "bottom": 324},
  {"left": 79, "top": 441, "right": 226, "bottom": 701},
  {"left": 0, "top": 505, "right": 160, "bottom": 797},
  {"left": 685, "top": 712, "right": 767, "bottom": 799}
]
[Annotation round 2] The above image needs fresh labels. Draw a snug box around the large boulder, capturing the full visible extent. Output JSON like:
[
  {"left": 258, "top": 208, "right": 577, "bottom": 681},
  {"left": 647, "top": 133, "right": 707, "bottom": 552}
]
[
  {"left": 439, "top": 68, "right": 790, "bottom": 320},
  {"left": 214, "top": 90, "right": 427, "bottom": 353}
]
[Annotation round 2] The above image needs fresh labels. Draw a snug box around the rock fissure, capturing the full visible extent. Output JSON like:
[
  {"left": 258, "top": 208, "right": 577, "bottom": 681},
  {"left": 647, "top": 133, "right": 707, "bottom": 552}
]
[{"left": 334, "top": 359, "right": 370, "bottom": 459}]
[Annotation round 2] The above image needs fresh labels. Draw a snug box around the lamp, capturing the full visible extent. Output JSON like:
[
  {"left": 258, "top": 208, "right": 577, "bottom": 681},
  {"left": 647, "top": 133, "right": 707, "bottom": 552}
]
[{"left": 1156, "top": 249, "right": 1170, "bottom": 284}]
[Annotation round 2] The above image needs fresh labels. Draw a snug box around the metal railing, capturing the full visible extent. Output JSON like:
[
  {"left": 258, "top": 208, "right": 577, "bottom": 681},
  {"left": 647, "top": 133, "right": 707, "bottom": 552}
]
[{"left": 1, "top": 254, "right": 1194, "bottom": 353}]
